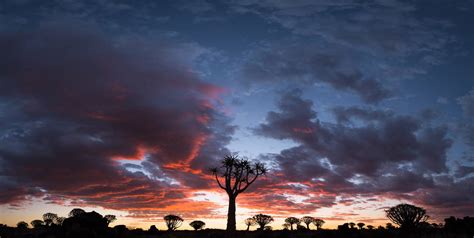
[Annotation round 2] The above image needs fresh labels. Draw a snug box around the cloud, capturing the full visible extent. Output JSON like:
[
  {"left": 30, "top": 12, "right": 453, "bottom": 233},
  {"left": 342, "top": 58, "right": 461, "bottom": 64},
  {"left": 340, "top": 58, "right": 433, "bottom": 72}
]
[
  {"left": 0, "top": 20, "right": 233, "bottom": 217},
  {"left": 251, "top": 89, "right": 469, "bottom": 216},
  {"left": 234, "top": 0, "right": 456, "bottom": 104},
  {"left": 241, "top": 43, "right": 392, "bottom": 103}
]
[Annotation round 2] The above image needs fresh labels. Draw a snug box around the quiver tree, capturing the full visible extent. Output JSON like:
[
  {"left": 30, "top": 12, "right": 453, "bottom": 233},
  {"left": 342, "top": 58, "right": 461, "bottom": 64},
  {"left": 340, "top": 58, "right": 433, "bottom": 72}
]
[
  {"left": 43, "top": 213, "right": 58, "bottom": 226},
  {"left": 301, "top": 216, "right": 315, "bottom": 229},
  {"left": 189, "top": 220, "right": 205, "bottom": 230},
  {"left": 385, "top": 203, "right": 429, "bottom": 230},
  {"left": 17, "top": 221, "right": 28, "bottom": 229},
  {"left": 31, "top": 220, "right": 44, "bottom": 228},
  {"left": 252, "top": 214, "right": 273, "bottom": 230},
  {"left": 312, "top": 219, "right": 325, "bottom": 230},
  {"left": 68, "top": 208, "right": 85, "bottom": 217},
  {"left": 164, "top": 214, "right": 183, "bottom": 231},
  {"left": 284, "top": 217, "right": 300, "bottom": 230},
  {"left": 357, "top": 222, "right": 365, "bottom": 230},
  {"left": 244, "top": 217, "right": 256, "bottom": 231},
  {"left": 104, "top": 215, "right": 117, "bottom": 225},
  {"left": 211, "top": 155, "right": 266, "bottom": 231}
]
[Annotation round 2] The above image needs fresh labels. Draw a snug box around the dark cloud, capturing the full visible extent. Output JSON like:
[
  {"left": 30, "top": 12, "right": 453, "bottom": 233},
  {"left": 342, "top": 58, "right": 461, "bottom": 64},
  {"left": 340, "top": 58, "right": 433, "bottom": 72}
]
[
  {"left": 0, "top": 20, "right": 233, "bottom": 215},
  {"left": 252, "top": 89, "right": 465, "bottom": 214},
  {"left": 332, "top": 106, "right": 393, "bottom": 124},
  {"left": 241, "top": 43, "right": 392, "bottom": 103}
]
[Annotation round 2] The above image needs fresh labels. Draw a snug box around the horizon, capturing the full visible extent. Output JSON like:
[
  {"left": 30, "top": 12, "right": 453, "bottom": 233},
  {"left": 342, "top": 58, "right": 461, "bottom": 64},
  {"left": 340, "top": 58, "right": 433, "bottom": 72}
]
[{"left": 0, "top": 0, "right": 473, "bottom": 231}]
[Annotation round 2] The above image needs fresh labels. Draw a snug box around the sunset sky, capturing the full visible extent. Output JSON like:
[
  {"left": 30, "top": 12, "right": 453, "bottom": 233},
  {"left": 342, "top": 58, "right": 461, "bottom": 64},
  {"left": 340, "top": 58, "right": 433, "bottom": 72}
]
[{"left": 0, "top": 0, "right": 473, "bottom": 230}]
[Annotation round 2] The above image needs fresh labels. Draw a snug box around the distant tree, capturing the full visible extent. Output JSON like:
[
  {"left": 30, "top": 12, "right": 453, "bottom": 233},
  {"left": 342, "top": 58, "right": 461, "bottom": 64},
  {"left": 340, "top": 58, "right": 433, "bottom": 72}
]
[
  {"left": 284, "top": 217, "right": 300, "bottom": 230},
  {"left": 296, "top": 224, "right": 307, "bottom": 230},
  {"left": 68, "top": 208, "right": 86, "bottom": 217},
  {"left": 367, "top": 225, "right": 374, "bottom": 230},
  {"left": 385, "top": 204, "right": 429, "bottom": 230},
  {"left": 189, "top": 220, "right": 205, "bottom": 230},
  {"left": 313, "top": 218, "right": 325, "bottom": 230},
  {"left": 386, "top": 223, "right": 395, "bottom": 230},
  {"left": 282, "top": 223, "right": 290, "bottom": 230},
  {"left": 148, "top": 225, "right": 158, "bottom": 233},
  {"left": 211, "top": 155, "right": 266, "bottom": 231},
  {"left": 338, "top": 223, "right": 350, "bottom": 231},
  {"left": 55, "top": 217, "right": 66, "bottom": 225},
  {"left": 104, "top": 215, "right": 117, "bottom": 225},
  {"left": 357, "top": 222, "right": 365, "bottom": 230},
  {"left": 17, "top": 221, "right": 28, "bottom": 229},
  {"left": 349, "top": 222, "right": 356, "bottom": 229},
  {"left": 252, "top": 214, "right": 273, "bottom": 230},
  {"left": 31, "top": 220, "right": 44, "bottom": 228},
  {"left": 378, "top": 225, "right": 385, "bottom": 230},
  {"left": 300, "top": 216, "right": 315, "bottom": 229},
  {"left": 244, "top": 217, "right": 256, "bottom": 231},
  {"left": 164, "top": 214, "right": 183, "bottom": 231},
  {"left": 263, "top": 225, "right": 272, "bottom": 231},
  {"left": 43, "top": 213, "right": 58, "bottom": 226}
]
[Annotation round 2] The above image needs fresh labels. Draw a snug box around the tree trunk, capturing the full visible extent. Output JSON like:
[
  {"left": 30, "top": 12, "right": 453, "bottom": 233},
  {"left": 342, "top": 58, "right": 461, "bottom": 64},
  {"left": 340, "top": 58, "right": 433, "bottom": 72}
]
[
  {"left": 290, "top": 224, "right": 293, "bottom": 230},
  {"left": 246, "top": 225, "right": 250, "bottom": 231},
  {"left": 226, "top": 195, "right": 236, "bottom": 231},
  {"left": 306, "top": 224, "right": 310, "bottom": 229}
]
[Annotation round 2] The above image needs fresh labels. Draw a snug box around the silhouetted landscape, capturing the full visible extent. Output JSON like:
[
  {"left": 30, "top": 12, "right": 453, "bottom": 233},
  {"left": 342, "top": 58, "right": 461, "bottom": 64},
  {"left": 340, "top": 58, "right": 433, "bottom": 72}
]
[
  {"left": 1, "top": 1, "right": 474, "bottom": 238},
  {"left": 1, "top": 208, "right": 473, "bottom": 238},
  {"left": 1, "top": 157, "right": 473, "bottom": 238}
]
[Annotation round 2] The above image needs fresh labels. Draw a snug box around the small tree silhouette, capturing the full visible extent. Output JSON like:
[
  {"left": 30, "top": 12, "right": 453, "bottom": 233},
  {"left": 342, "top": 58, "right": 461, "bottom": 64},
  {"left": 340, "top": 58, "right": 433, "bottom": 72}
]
[
  {"left": 349, "top": 222, "right": 356, "bottom": 229},
  {"left": 148, "top": 225, "right": 158, "bottom": 233},
  {"left": 189, "top": 220, "right": 205, "bottom": 230},
  {"left": 284, "top": 217, "right": 300, "bottom": 230},
  {"left": 386, "top": 203, "right": 429, "bottom": 230},
  {"left": 367, "top": 225, "right": 374, "bottom": 230},
  {"left": 244, "top": 217, "right": 256, "bottom": 231},
  {"left": 43, "top": 213, "right": 58, "bottom": 226},
  {"left": 68, "top": 208, "right": 85, "bottom": 217},
  {"left": 211, "top": 155, "right": 266, "bottom": 231},
  {"left": 164, "top": 214, "right": 183, "bottom": 231},
  {"left": 31, "top": 220, "right": 44, "bottom": 228},
  {"left": 386, "top": 223, "right": 395, "bottom": 230},
  {"left": 252, "top": 214, "right": 273, "bottom": 230},
  {"left": 17, "top": 221, "right": 28, "bottom": 229},
  {"left": 104, "top": 215, "right": 116, "bottom": 225},
  {"left": 313, "top": 218, "right": 325, "bottom": 230},
  {"left": 301, "top": 216, "right": 315, "bottom": 229},
  {"left": 357, "top": 222, "right": 365, "bottom": 229},
  {"left": 282, "top": 223, "right": 290, "bottom": 230}
]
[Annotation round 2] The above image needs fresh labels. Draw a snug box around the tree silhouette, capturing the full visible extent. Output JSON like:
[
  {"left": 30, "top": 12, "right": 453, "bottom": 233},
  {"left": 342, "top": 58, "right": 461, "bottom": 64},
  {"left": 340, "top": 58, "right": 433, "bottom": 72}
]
[
  {"left": 349, "top": 222, "right": 356, "bottom": 229},
  {"left": 252, "top": 214, "right": 273, "bottom": 230},
  {"left": 68, "top": 208, "right": 85, "bottom": 217},
  {"left": 386, "top": 203, "right": 429, "bottom": 230},
  {"left": 313, "top": 218, "right": 325, "bottom": 230},
  {"left": 43, "top": 213, "right": 58, "bottom": 226},
  {"left": 163, "top": 214, "right": 183, "bottom": 231},
  {"left": 104, "top": 215, "right": 116, "bottom": 225},
  {"left": 148, "top": 225, "right": 158, "bottom": 233},
  {"left": 367, "top": 225, "right": 374, "bottom": 230},
  {"left": 211, "top": 155, "right": 266, "bottom": 231},
  {"left": 56, "top": 217, "right": 66, "bottom": 226},
  {"left": 284, "top": 217, "right": 300, "bottom": 230},
  {"left": 16, "top": 221, "right": 28, "bottom": 229},
  {"left": 244, "top": 217, "right": 256, "bottom": 231},
  {"left": 301, "top": 216, "right": 315, "bottom": 229},
  {"left": 357, "top": 222, "right": 365, "bottom": 230},
  {"left": 282, "top": 223, "right": 290, "bottom": 230},
  {"left": 189, "top": 220, "right": 205, "bottom": 230},
  {"left": 386, "top": 223, "right": 395, "bottom": 230},
  {"left": 31, "top": 220, "right": 44, "bottom": 228}
]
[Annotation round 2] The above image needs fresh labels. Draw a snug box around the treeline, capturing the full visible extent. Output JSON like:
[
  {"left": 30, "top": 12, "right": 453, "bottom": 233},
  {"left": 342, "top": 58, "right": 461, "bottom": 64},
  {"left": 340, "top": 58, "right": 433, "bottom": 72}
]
[{"left": 0, "top": 204, "right": 473, "bottom": 238}]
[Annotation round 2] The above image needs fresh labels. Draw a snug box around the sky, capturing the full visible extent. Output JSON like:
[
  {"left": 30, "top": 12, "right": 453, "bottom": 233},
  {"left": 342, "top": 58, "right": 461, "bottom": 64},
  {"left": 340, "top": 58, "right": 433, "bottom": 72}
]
[{"left": 0, "top": 0, "right": 473, "bottom": 230}]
